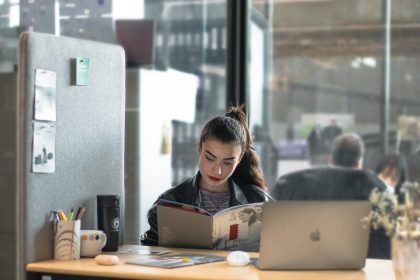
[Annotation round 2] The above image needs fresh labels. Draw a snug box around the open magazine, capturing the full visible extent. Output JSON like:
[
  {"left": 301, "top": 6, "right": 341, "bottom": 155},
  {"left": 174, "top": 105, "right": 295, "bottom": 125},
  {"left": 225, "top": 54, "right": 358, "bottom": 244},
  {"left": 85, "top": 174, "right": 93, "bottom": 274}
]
[{"left": 157, "top": 199, "right": 263, "bottom": 251}]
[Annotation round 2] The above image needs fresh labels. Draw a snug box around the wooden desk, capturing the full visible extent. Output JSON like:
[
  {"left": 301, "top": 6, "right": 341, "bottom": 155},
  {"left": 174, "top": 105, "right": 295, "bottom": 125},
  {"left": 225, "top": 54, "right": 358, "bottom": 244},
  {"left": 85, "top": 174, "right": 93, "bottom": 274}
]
[{"left": 27, "top": 245, "right": 395, "bottom": 280}]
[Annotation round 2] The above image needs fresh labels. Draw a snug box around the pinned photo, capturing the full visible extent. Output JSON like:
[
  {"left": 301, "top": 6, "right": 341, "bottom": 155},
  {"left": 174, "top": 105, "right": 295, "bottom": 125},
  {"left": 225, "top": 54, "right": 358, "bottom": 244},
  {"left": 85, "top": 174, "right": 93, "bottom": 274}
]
[
  {"left": 34, "top": 68, "right": 57, "bottom": 121},
  {"left": 32, "top": 122, "right": 56, "bottom": 173}
]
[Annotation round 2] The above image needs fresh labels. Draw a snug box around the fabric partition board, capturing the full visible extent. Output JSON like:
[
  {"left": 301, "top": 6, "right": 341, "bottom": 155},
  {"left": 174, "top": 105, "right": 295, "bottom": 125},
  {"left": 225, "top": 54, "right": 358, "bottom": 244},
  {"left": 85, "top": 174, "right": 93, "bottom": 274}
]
[{"left": 16, "top": 32, "right": 125, "bottom": 279}]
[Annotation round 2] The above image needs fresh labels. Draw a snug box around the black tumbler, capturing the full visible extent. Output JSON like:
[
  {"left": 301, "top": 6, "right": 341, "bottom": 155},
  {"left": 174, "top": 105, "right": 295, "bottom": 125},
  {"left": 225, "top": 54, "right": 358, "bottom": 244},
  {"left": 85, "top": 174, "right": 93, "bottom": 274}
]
[{"left": 97, "top": 194, "right": 120, "bottom": 251}]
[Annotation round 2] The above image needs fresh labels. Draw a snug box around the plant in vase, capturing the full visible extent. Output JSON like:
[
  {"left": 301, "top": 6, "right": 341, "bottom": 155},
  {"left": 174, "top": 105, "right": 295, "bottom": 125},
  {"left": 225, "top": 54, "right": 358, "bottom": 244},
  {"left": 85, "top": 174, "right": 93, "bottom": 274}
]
[{"left": 364, "top": 182, "right": 420, "bottom": 280}]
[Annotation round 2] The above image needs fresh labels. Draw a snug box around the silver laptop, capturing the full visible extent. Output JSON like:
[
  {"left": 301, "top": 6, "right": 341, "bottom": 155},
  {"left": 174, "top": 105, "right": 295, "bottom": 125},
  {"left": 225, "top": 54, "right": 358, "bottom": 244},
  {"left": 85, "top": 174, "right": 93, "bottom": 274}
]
[{"left": 256, "top": 201, "right": 371, "bottom": 270}]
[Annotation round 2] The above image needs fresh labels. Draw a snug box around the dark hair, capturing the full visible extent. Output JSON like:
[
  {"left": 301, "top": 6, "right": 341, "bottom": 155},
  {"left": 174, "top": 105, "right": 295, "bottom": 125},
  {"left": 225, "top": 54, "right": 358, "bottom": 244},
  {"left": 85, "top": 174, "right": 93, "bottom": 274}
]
[
  {"left": 239, "top": 208, "right": 257, "bottom": 226},
  {"left": 199, "top": 105, "right": 268, "bottom": 191},
  {"left": 331, "top": 133, "right": 364, "bottom": 168},
  {"left": 375, "top": 153, "right": 407, "bottom": 194}
]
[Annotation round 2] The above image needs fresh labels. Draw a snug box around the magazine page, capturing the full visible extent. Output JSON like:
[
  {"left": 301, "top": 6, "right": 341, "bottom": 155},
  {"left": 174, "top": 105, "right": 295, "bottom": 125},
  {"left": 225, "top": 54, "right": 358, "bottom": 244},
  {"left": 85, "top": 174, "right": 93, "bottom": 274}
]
[
  {"left": 211, "top": 203, "right": 263, "bottom": 251},
  {"left": 158, "top": 199, "right": 211, "bottom": 216},
  {"left": 118, "top": 248, "right": 170, "bottom": 255},
  {"left": 157, "top": 205, "right": 213, "bottom": 249}
]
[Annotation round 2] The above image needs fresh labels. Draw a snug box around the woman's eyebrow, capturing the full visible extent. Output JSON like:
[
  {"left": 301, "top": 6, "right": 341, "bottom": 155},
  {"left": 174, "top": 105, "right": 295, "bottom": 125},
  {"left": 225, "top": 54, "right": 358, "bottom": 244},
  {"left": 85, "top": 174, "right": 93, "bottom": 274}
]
[
  {"left": 205, "top": 150, "right": 236, "bottom": 161},
  {"left": 223, "top": 157, "right": 236, "bottom": 161},
  {"left": 205, "top": 150, "right": 216, "bottom": 158}
]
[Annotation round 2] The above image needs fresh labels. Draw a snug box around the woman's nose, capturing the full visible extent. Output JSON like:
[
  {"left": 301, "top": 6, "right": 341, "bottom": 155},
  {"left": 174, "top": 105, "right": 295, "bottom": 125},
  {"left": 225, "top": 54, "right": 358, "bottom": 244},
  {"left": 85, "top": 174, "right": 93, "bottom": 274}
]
[{"left": 213, "top": 163, "right": 222, "bottom": 175}]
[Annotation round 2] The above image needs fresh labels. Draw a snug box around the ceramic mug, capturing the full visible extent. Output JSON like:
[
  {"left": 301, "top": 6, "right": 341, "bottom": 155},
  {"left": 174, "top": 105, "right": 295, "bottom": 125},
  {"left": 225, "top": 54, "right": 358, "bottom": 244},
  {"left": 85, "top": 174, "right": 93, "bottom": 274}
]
[{"left": 80, "top": 230, "right": 107, "bottom": 257}]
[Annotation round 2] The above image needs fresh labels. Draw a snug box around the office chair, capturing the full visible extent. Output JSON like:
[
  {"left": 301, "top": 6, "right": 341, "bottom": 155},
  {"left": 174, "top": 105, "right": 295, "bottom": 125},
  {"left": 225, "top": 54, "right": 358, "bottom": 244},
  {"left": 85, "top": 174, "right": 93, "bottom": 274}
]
[
  {"left": 271, "top": 167, "right": 386, "bottom": 201},
  {"left": 271, "top": 167, "right": 390, "bottom": 259}
]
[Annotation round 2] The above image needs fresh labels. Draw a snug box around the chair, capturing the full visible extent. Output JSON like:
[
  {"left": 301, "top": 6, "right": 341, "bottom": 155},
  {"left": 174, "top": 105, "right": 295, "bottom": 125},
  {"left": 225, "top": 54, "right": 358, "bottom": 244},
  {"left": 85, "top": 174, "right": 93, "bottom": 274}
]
[{"left": 271, "top": 167, "right": 390, "bottom": 259}]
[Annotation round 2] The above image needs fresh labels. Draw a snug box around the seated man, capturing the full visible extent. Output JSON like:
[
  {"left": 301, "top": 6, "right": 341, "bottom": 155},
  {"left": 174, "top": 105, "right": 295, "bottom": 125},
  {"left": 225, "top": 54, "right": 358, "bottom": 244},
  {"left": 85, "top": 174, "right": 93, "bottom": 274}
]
[{"left": 271, "top": 133, "right": 389, "bottom": 259}]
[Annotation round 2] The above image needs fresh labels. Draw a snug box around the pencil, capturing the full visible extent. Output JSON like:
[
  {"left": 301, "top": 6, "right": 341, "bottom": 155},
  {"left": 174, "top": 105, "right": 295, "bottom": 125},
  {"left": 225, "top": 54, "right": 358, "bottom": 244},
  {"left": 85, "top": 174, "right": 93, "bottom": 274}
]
[{"left": 68, "top": 208, "right": 74, "bottom": 221}]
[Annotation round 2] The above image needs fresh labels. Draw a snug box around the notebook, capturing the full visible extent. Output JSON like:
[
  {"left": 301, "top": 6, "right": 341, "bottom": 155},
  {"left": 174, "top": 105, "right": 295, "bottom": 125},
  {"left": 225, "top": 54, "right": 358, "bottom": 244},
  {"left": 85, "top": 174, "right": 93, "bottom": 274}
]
[{"left": 255, "top": 201, "right": 371, "bottom": 270}]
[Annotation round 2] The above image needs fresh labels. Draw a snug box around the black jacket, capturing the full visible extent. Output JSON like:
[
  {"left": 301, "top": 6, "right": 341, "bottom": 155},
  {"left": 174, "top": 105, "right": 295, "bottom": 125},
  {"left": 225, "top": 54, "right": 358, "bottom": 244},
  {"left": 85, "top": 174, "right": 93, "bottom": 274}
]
[
  {"left": 271, "top": 167, "right": 386, "bottom": 201},
  {"left": 140, "top": 172, "right": 272, "bottom": 246}
]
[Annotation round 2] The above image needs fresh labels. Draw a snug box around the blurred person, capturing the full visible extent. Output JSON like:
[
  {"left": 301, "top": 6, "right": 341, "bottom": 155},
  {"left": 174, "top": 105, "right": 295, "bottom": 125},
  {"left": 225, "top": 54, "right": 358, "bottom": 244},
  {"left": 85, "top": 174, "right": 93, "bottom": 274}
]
[
  {"left": 399, "top": 121, "right": 420, "bottom": 157},
  {"left": 375, "top": 154, "right": 407, "bottom": 202},
  {"left": 321, "top": 118, "right": 343, "bottom": 152},
  {"left": 307, "top": 124, "right": 326, "bottom": 165},
  {"left": 330, "top": 133, "right": 364, "bottom": 169}
]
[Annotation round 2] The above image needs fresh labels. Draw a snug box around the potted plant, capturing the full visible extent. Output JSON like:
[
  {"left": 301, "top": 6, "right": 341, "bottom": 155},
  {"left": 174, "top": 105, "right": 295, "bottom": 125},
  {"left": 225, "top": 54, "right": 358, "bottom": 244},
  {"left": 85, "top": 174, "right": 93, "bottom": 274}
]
[{"left": 365, "top": 182, "right": 420, "bottom": 280}]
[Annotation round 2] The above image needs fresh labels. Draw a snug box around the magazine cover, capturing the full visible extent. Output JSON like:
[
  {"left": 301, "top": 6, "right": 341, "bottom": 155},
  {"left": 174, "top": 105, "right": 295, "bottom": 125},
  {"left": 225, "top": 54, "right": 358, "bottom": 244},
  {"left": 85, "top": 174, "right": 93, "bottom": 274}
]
[
  {"left": 157, "top": 199, "right": 263, "bottom": 251},
  {"left": 126, "top": 254, "right": 225, "bottom": 269}
]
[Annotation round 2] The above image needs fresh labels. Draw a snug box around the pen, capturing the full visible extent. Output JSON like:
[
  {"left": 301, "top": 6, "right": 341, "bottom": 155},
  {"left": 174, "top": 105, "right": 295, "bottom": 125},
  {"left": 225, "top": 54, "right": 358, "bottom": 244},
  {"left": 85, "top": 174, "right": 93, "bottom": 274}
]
[
  {"left": 58, "top": 210, "right": 67, "bottom": 221},
  {"left": 50, "top": 210, "right": 60, "bottom": 221},
  {"left": 68, "top": 208, "right": 74, "bottom": 221},
  {"left": 75, "top": 207, "right": 81, "bottom": 220},
  {"left": 76, "top": 206, "right": 86, "bottom": 220},
  {"left": 53, "top": 210, "right": 60, "bottom": 221}
]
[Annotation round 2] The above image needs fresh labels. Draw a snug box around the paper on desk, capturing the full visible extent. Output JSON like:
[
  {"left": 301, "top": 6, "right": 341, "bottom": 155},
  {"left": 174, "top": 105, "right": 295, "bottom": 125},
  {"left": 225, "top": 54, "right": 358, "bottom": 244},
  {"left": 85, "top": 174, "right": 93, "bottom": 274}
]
[{"left": 118, "top": 248, "right": 170, "bottom": 255}]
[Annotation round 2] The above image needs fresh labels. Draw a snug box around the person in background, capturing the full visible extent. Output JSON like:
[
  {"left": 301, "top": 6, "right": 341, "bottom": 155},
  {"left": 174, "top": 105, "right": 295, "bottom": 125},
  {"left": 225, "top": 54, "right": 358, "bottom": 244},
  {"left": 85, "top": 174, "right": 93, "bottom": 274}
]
[
  {"left": 141, "top": 105, "right": 272, "bottom": 246},
  {"left": 322, "top": 118, "right": 343, "bottom": 152},
  {"left": 329, "top": 133, "right": 391, "bottom": 259},
  {"left": 399, "top": 121, "right": 420, "bottom": 157},
  {"left": 375, "top": 154, "right": 408, "bottom": 202},
  {"left": 329, "top": 133, "right": 364, "bottom": 169},
  {"left": 307, "top": 124, "right": 326, "bottom": 165}
]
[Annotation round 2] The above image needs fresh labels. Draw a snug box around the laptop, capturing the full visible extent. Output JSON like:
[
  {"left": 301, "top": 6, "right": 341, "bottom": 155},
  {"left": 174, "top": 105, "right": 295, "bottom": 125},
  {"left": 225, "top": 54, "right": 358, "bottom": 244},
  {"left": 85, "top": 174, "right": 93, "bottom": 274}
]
[{"left": 255, "top": 201, "right": 371, "bottom": 270}]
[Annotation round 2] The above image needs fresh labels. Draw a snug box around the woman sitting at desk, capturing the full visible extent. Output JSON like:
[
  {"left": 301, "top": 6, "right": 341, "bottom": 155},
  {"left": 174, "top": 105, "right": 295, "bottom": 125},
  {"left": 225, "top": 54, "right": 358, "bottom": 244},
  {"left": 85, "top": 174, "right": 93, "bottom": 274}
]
[{"left": 141, "top": 106, "right": 272, "bottom": 246}]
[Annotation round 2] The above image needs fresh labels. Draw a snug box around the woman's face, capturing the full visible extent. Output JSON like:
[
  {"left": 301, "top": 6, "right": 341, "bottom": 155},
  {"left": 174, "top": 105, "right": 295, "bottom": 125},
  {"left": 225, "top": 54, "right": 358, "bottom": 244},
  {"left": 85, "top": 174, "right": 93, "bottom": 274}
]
[
  {"left": 198, "top": 139, "right": 242, "bottom": 192},
  {"left": 238, "top": 211, "right": 251, "bottom": 222}
]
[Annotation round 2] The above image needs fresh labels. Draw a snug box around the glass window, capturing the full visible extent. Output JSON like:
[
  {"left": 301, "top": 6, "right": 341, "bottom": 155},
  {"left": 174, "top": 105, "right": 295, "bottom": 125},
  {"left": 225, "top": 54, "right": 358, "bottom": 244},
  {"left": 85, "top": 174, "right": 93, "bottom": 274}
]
[
  {"left": 123, "top": 0, "right": 228, "bottom": 236},
  {"left": 143, "top": 0, "right": 227, "bottom": 185},
  {"left": 248, "top": 0, "right": 420, "bottom": 187}
]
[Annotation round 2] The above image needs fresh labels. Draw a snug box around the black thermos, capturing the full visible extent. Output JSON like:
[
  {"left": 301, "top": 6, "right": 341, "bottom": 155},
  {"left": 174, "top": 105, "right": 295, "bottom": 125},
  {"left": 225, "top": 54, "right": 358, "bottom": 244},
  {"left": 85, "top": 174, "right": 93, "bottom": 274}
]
[{"left": 97, "top": 194, "right": 120, "bottom": 251}]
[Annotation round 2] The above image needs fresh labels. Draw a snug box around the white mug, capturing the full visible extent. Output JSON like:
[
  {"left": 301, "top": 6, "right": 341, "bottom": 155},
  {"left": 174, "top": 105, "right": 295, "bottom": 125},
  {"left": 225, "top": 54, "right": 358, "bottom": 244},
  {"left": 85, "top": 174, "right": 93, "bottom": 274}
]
[{"left": 80, "top": 230, "right": 107, "bottom": 257}]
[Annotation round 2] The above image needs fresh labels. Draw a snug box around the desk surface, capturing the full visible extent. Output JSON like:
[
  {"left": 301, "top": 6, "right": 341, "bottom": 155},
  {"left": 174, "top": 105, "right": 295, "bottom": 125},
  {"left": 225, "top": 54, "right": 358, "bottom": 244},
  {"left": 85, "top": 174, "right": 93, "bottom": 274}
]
[{"left": 27, "top": 245, "right": 394, "bottom": 280}]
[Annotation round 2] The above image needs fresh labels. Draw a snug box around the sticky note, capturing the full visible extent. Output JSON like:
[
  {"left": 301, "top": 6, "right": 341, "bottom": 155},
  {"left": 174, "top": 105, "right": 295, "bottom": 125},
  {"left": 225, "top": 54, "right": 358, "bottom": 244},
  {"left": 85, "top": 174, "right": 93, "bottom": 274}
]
[{"left": 76, "top": 57, "right": 90, "bottom": 86}]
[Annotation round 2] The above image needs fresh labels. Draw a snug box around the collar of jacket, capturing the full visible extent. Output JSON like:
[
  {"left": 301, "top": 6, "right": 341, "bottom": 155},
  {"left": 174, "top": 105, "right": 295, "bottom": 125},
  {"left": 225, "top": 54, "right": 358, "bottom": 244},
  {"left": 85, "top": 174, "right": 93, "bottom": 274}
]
[{"left": 191, "top": 172, "right": 249, "bottom": 208}]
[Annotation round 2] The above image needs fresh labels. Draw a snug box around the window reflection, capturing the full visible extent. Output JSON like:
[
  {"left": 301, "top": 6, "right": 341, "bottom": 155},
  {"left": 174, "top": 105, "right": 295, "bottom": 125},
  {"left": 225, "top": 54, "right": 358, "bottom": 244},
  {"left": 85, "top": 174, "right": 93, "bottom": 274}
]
[
  {"left": 249, "top": 0, "right": 420, "bottom": 187},
  {"left": 145, "top": 0, "right": 228, "bottom": 185}
]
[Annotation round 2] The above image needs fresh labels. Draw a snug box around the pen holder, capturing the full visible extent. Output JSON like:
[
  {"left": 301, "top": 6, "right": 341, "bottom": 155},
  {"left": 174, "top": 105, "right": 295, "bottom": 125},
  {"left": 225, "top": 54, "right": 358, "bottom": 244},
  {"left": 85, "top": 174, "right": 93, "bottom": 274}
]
[{"left": 53, "top": 220, "right": 81, "bottom": 260}]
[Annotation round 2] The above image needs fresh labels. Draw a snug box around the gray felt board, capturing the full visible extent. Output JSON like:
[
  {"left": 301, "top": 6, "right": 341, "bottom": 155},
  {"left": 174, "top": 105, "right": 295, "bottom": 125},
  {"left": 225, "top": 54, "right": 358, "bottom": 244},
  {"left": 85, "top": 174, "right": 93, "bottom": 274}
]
[{"left": 16, "top": 32, "right": 125, "bottom": 279}]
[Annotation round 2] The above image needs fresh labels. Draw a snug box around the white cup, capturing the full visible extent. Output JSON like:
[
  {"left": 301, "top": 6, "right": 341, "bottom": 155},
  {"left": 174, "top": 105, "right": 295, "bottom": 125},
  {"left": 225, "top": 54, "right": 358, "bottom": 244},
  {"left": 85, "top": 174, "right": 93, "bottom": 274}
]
[{"left": 80, "top": 230, "right": 107, "bottom": 257}]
